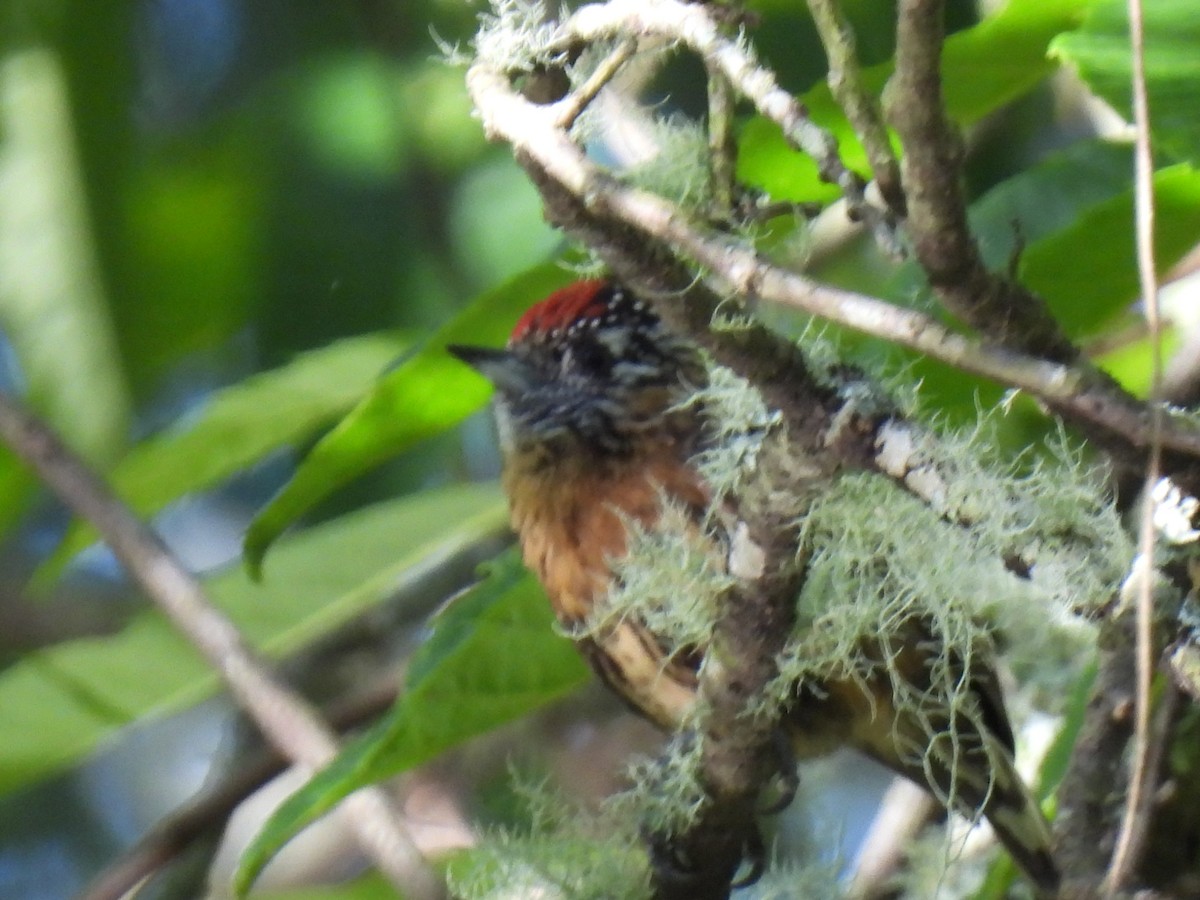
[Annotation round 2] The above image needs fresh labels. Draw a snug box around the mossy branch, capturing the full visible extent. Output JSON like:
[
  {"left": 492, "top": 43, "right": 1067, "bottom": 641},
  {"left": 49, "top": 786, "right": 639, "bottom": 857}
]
[{"left": 465, "top": 0, "right": 1200, "bottom": 893}]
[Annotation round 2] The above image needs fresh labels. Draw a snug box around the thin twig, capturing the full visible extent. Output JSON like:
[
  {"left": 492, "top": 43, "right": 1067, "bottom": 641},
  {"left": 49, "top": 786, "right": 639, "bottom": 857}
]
[
  {"left": 705, "top": 60, "right": 737, "bottom": 216},
  {"left": 553, "top": 37, "right": 638, "bottom": 129},
  {"left": 805, "top": 0, "right": 905, "bottom": 216},
  {"left": 0, "top": 392, "right": 444, "bottom": 900},
  {"left": 1104, "top": 0, "right": 1165, "bottom": 889}
]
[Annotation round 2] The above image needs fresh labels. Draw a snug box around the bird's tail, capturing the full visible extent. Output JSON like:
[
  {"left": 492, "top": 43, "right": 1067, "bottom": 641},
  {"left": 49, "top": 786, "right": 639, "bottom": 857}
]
[
  {"left": 971, "top": 742, "right": 1059, "bottom": 894},
  {"left": 913, "top": 729, "right": 1060, "bottom": 894}
]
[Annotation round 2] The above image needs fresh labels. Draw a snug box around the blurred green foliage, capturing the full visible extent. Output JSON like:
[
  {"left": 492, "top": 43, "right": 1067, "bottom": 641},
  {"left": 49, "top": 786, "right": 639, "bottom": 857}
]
[{"left": 1, "top": 0, "right": 1199, "bottom": 896}]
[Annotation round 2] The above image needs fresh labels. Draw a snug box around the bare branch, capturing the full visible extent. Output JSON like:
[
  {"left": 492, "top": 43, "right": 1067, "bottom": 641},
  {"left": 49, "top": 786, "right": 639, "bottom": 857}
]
[
  {"left": 1055, "top": 617, "right": 1137, "bottom": 892},
  {"left": 0, "top": 392, "right": 444, "bottom": 900},
  {"left": 885, "top": 0, "right": 1078, "bottom": 362}
]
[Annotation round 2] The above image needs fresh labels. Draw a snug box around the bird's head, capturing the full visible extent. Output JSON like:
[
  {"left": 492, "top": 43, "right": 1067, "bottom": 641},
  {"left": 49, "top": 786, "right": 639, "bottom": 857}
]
[{"left": 449, "top": 279, "right": 706, "bottom": 459}]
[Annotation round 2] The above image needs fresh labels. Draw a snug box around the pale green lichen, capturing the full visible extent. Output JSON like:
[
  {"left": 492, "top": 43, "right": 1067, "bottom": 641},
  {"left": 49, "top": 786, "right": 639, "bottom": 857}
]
[
  {"left": 594, "top": 356, "right": 1131, "bottom": 832},
  {"left": 485, "top": 339, "right": 1129, "bottom": 888},
  {"left": 448, "top": 763, "right": 850, "bottom": 899},
  {"left": 618, "top": 731, "right": 710, "bottom": 838},
  {"left": 472, "top": 0, "right": 569, "bottom": 74},
  {"left": 574, "top": 105, "right": 715, "bottom": 211},
  {"left": 624, "top": 114, "right": 713, "bottom": 210},
  {"left": 586, "top": 494, "right": 732, "bottom": 655},
  {"left": 765, "top": 419, "right": 1130, "bottom": 769},
  {"left": 690, "top": 362, "right": 783, "bottom": 502},
  {"left": 582, "top": 362, "right": 779, "bottom": 654},
  {"left": 447, "top": 781, "right": 651, "bottom": 900},
  {"left": 709, "top": 297, "right": 760, "bottom": 334}
]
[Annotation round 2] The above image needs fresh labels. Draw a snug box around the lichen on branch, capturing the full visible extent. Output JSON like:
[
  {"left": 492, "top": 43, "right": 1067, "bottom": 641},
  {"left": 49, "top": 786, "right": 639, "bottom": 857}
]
[{"left": 463, "top": 0, "right": 1200, "bottom": 894}]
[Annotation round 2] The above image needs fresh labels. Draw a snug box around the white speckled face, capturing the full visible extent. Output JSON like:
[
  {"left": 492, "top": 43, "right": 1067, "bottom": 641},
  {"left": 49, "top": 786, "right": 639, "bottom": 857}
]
[
  {"left": 491, "top": 394, "right": 518, "bottom": 455},
  {"left": 458, "top": 280, "right": 705, "bottom": 455}
]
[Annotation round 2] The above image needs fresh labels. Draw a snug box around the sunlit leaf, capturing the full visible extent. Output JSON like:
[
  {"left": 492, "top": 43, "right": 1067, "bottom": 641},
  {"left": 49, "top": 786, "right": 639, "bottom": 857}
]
[
  {"left": 1052, "top": 0, "right": 1200, "bottom": 164},
  {"left": 738, "top": 0, "right": 1089, "bottom": 202},
  {"left": 1093, "top": 323, "right": 1181, "bottom": 397},
  {"left": 1021, "top": 164, "right": 1200, "bottom": 337},
  {"left": 235, "top": 549, "right": 589, "bottom": 895},
  {"left": 243, "top": 263, "right": 575, "bottom": 576},
  {"left": 38, "top": 331, "right": 412, "bottom": 584},
  {"left": 940, "top": 0, "right": 1088, "bottom": 123},
  {"left": 0, "top": 48, "right": 129, "bottom": 536},
  {"left": 0, "top": 484, "right": 507, "bottom": 796}
]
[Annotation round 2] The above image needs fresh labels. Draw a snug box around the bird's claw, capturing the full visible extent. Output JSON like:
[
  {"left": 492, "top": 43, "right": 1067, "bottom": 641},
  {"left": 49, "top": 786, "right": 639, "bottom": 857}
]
[
  {"left": 730, "top": 826, "right": 766, "bottom": 889},
  {"left": 644, "top": 823, "right": 768, "bottom": 891},
  {"left": 644, "top": 826, "right": 698, "bottom": 886},
  {"left": 757, "top": 728, "right": 799, "bottom": 815}
]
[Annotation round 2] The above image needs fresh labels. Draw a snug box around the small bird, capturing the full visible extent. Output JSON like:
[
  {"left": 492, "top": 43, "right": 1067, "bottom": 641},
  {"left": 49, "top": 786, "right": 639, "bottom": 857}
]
[{"left": 449, "top": 278, "right": 1058, "bottom": 892}]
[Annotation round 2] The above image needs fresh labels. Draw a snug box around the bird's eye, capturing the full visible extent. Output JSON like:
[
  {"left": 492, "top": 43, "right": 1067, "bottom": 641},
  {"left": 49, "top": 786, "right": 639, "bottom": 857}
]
[{"left": 563, "top": 338, "right": 612, "bottom": 378}]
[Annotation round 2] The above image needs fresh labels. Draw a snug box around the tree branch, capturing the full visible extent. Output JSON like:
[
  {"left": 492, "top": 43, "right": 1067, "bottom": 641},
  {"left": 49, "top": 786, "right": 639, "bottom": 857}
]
[
  {"left": 468, "top": 61, "right": 1200, "bottom": 484},
  {"left": 805, "top": 0, "right": 906, "bottom": 216},
  {"left": 0, "top": 391, "right": 444, "bottom": 900},
  {"left": 885, "top": 0, "right": 1079, "bottom": 362},
  {"left": 1055, "top": 618, "right": 1136, "bottom": 894}
]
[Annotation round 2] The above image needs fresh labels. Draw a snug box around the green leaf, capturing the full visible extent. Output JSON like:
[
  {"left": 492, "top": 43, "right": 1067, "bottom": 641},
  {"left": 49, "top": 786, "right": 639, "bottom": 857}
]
[
  {"left": 874, "top": 139, "right": 1135, "bottom": 314},
  {"left": 738, "top": 0, "right": 1089, "bottom": 202},
  {"left": 1052, "top": 0, "right": 1200, "bottom": 163},
  {"left": 806, "top": 142, "right": 1137, "bottom": 428},
  {"left": 1021, "top": 163, "right": 1200, "bottom": 337},
  {"left": 243, "top": 263, "right": 576, "bottom": 577},
  {"left": 116, "top": 150, "right": 266, "bottom": 393},
  {"left": 968, "top": 140, "right": 1134, "bottom": 271},
  {"left": 939, "top": 0, "right": 1088, "bottom": 124},
  {"left": 1035, "top": 661, "right": 1096, "bottom": 802},
  {"left": 0, "top": 49, "right": 131, "bottom": 534},
  {"left": 0, "top": 483, "right": 507, "bottom": 796},
  {"left": 1094, "top": 322, "right": 1182, "bottom": 397},
  {"left": 235, "top": 549, "right": 590, "bottom": 896},
  {"left": 37, "top": 331, "right": 412, "bottom": 585},
  {"left": 871, "top": 161, "right": 1200, "bottom": 428}
]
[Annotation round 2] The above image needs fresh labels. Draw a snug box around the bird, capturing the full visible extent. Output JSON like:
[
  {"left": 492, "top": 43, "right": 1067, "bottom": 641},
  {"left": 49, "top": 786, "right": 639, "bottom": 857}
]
[{"left": 448, "top": 278, "right": 1059, "bottom": 892}]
